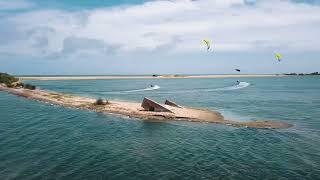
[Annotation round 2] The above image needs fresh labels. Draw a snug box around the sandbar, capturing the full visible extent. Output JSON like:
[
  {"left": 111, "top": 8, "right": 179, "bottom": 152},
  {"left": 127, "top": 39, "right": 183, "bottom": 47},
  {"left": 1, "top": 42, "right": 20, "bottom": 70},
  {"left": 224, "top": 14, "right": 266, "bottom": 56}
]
[
  {"left": 0, "top": 84, "right": 292, "bottom": 129},
  {"left": 18, "top": 74, "right": 285, "bottom": 81}
]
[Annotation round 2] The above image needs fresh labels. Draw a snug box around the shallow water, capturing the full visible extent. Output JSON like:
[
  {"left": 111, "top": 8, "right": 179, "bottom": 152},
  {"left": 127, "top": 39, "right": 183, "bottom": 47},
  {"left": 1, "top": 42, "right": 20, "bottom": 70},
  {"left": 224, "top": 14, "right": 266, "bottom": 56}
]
[{"left": 0, "top": 76, "right": 320, "bottom": 179}]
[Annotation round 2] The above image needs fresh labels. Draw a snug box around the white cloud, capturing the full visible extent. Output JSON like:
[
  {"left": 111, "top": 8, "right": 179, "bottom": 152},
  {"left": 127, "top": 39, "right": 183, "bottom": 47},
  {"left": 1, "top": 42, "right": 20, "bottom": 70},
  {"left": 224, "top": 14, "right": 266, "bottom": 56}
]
[{"left": 0, "top": 0, "right": 320, "bottom": 57}]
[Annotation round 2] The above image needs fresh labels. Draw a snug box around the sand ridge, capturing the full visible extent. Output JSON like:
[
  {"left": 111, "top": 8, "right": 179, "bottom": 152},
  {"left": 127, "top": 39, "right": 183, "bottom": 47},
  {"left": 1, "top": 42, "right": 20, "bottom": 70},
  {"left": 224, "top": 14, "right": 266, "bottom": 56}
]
[
  {"left": 18, "top": 74, "right": 285, "bottom": 80},
  {"left": 0, "top": 84, "right": 292, "bottom": 129}
]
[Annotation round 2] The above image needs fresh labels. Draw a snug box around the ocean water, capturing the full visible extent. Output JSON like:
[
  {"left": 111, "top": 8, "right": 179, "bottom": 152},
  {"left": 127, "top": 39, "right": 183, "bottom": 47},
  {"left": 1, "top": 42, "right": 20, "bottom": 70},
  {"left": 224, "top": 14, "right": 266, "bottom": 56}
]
[
  {"left": 31, "top": 0, "right": 150, "bottom": 10},
  {"left": 0, "top": 76, "right": 320, "bottom": 179}
]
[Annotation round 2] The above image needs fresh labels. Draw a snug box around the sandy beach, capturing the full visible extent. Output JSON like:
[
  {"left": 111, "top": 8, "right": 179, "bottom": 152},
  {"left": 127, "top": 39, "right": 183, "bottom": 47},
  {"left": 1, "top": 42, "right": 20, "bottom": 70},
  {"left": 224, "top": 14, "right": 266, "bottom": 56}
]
[
  {"left": 18, "top": 74, "right": 284, "bottom": 80},
  {"left": 0, "top": 84, "right": 291, "bottom": 129}
]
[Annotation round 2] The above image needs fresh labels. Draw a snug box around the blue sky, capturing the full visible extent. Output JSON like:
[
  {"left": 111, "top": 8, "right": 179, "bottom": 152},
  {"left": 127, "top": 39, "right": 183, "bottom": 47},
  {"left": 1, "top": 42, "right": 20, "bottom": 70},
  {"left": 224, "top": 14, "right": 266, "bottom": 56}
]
[{"left": 0, "top": 0, "right": 319, "bottom": 75}]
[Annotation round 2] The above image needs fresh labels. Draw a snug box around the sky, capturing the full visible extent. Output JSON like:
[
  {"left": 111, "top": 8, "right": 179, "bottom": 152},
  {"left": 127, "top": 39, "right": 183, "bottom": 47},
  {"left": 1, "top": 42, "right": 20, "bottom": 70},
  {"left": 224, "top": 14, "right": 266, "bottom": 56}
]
[{"left": 0, "top": 0, "right": 319, "bottom": 75}]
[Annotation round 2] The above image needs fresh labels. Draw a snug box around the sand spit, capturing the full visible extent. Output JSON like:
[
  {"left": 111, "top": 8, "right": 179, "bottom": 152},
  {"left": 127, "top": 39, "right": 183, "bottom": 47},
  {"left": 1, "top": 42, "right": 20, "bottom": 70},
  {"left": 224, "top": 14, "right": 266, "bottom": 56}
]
[
  {"left": 19, "top": 74, "right": 284, "bottom": 80},
  {"left": 0, "top": 85, "right": 292, "bottom": 129}
]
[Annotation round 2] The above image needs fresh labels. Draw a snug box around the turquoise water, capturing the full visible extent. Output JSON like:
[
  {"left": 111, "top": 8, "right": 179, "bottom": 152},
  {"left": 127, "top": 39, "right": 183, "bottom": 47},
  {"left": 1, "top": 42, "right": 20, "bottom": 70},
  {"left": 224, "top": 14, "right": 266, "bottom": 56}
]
[
  {"left": 31, "top": 0, "right": 150, "bottom": 10},
  {"left": 1, "top": 77, "right": 320, "bottom": 179}
]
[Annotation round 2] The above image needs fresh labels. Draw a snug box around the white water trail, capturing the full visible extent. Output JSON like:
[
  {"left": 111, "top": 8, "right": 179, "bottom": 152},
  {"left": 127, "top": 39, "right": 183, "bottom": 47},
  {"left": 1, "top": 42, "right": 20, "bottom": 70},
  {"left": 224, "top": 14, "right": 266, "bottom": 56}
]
[
  {"left": 103, "top": 85, "right": 160, "bottom": 94},
  {"left": 210, "top": 82, "right": 250, "bottom": 91},
  {"left": 101, "top": 82, "right": 249, "bottom": 95},
  {"left": 158, "top": 82, "right": 250, "bottom": 94},
  {"left": 122, "top": 85, "right": 160, "bottom": 93}
]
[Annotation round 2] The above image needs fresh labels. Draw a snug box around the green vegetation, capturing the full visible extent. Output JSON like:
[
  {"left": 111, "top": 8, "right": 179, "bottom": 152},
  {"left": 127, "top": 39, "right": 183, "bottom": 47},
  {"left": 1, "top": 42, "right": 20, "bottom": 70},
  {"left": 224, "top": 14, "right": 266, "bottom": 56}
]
[
  {"left": 0, "top": 72, "right": 36, "bottom": 90},
  {"left": 0, "top": 73, "right": 19, "bottom": 86},
  {"left": 23, "top": 83, "right": 36, "bottom": 90},
  {"left": 95, "top": 98, "right": 109, "bottom": 105},
  {"left": 284, "top": 72, "right": 319, "bottom": 76}
]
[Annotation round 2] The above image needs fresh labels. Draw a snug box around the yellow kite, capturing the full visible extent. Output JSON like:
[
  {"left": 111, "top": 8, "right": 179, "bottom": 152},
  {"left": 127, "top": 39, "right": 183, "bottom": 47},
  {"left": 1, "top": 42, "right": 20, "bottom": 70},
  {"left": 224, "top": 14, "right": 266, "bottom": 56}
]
[
  {"left": 275, "top": 53, "right": 282, "bottom": 62},
  {"left": 203, "top": 39, "right": 211, "bottom": 51}
]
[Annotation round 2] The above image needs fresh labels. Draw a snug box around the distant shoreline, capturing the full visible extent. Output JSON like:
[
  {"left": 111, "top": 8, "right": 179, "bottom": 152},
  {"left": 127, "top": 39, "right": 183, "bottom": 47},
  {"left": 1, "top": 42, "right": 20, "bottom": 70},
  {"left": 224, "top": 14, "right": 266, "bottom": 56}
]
[{"left": 19, "top": 74, "right": 285, "bottom": 80}]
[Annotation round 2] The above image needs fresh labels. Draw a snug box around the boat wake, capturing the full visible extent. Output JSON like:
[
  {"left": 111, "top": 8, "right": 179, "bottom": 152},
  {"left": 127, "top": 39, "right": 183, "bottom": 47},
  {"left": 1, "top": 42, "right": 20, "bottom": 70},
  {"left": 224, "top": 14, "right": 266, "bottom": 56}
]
[
  {"left": 100, "top": 82, "right": 249, "bottom": 95},
  {"left": 210, "top": 82, "right": 250, "bottom": 91},
  {"left": 159, "top": 82, "right": 250, "bottom": 94},
  {"left": 103, "top": 85, "right": 160, "bottom": 94},
  {"left": 122, "top": 85, "right": 160, "bottom": 93}
]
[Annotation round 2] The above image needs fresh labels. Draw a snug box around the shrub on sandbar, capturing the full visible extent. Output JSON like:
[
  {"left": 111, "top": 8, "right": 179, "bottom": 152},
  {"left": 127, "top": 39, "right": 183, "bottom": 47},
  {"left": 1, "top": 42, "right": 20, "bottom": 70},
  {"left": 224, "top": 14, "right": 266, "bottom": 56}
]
[
  {"left": 95, "top": 98, "right": 109, "bottom": 105},
  {"left": 23, "top": 83, "right": 36, "bottom": 90}
]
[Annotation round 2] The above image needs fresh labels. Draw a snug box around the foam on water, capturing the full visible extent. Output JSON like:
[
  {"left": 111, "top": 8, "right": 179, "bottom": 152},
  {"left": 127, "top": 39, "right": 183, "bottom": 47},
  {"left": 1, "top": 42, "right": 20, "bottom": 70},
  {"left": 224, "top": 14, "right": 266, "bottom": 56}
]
[
  {"left": 211, "top": 82, "right": 250, "bottom": 91},
  {"left": 159, "top": 82, "right": 251, "bottom": 94},
  {"left": 103, "top": 85, "right": 160, "bottom": 94}
]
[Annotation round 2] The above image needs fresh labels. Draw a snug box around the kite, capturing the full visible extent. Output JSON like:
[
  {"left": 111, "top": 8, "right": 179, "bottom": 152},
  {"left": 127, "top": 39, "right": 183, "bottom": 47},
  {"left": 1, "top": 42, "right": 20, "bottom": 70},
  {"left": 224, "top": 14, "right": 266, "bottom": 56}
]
[
  {"left": 235, "top": 69, "right": 241, "bottom": 72},
  {"left": 203, "top": 39, "right": 211, "bottom": 51},
  {"left": 275, "top": 53, "right": 282, "bottom": 62}
]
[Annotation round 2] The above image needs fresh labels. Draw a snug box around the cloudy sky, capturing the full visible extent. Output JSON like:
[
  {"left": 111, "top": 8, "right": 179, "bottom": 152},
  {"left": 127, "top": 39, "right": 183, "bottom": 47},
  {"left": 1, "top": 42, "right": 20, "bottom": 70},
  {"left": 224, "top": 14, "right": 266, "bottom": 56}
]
[{"left": 0, "top": 0, "right": 319, "bottom": 75}]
